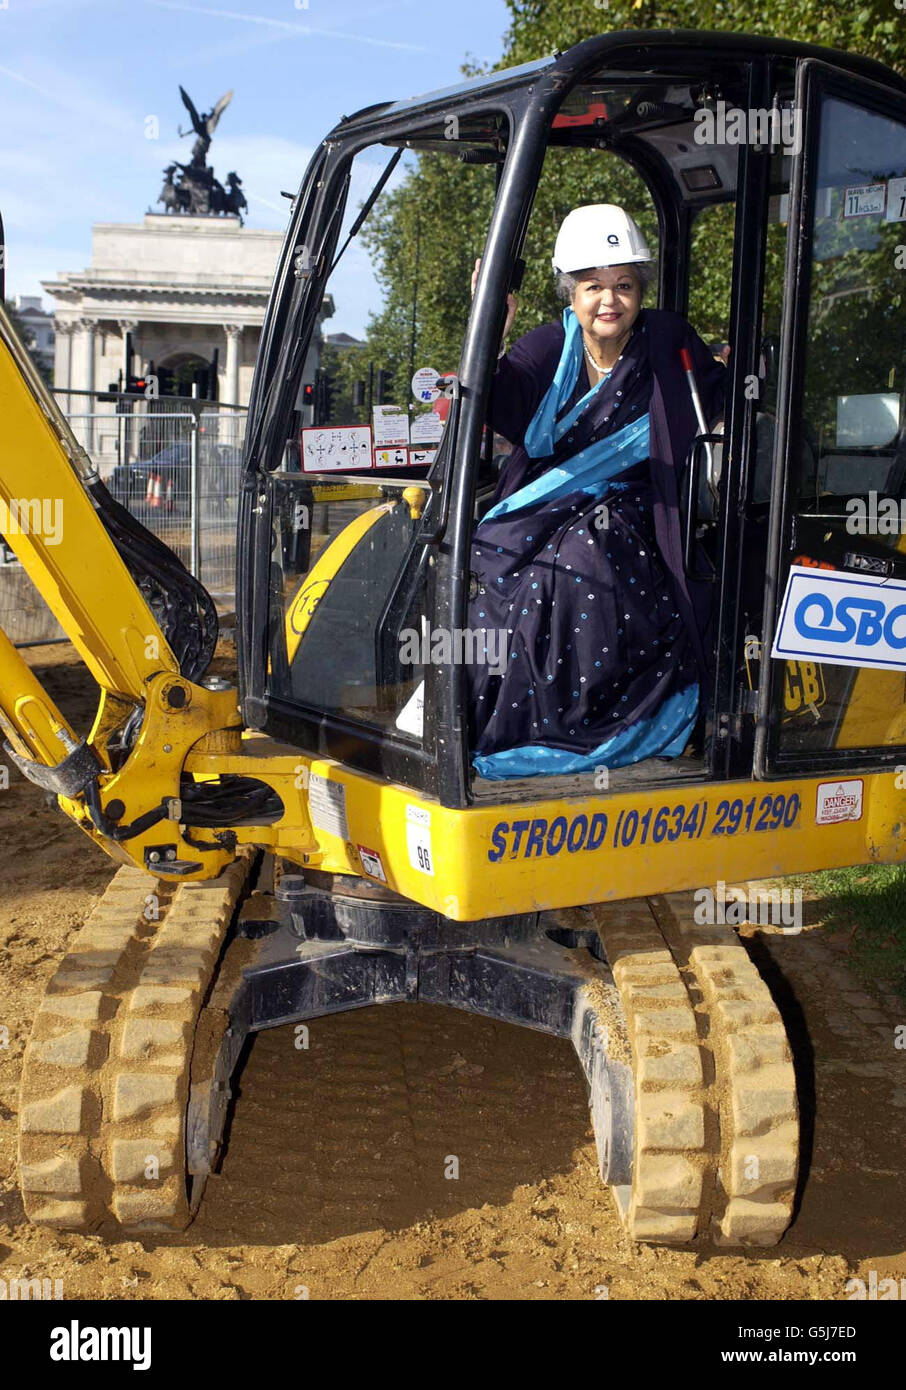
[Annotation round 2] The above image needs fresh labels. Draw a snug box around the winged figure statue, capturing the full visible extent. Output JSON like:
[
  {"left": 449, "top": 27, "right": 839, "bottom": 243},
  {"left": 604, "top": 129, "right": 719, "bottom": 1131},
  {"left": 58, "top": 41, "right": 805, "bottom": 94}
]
[
  {"left": 178, "top": 86, "right": 234, "bottom": 170},
  {"left": 155, "top": 86, "right": 244, "bottom": 219}
]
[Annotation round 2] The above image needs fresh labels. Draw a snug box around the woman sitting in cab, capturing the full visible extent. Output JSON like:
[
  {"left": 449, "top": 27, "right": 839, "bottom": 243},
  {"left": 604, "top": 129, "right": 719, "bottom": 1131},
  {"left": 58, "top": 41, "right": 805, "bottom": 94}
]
[{"left": 468, "top": 204, "right": 725, "bottom": 779}]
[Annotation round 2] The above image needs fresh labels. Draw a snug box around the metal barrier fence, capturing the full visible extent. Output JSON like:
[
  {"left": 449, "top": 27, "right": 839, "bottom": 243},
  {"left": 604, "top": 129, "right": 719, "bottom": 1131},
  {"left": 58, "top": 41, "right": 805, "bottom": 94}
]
[{"left": 0, "top": 393, "right": 247, "bottom": 645}]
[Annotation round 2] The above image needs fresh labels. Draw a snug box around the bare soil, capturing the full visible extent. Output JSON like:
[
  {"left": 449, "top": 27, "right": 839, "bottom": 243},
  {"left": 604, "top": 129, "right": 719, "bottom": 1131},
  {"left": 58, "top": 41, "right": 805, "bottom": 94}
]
[{"left": 1, "top": 644, "right": 905, "bottom": 1300}]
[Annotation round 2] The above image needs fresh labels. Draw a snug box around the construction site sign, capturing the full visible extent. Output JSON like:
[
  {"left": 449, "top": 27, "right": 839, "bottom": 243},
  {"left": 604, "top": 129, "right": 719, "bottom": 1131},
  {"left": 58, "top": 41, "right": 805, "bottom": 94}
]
[{"left": 301, "top": 426, "right": 372, "bottom": 472}]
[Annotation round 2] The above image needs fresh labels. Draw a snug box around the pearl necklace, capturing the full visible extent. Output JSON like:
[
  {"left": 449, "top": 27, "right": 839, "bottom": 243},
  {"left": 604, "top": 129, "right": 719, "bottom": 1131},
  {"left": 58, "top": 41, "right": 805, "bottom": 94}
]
[{"left": 583, "top": 339, "right": 613, "bottom": 376}]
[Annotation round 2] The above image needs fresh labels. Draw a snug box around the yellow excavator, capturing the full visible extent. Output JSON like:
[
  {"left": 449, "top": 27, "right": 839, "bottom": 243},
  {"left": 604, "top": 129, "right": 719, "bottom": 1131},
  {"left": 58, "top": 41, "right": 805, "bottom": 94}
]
[{"left": 6, "top": 30, "right": 906, "bottom": 1245}]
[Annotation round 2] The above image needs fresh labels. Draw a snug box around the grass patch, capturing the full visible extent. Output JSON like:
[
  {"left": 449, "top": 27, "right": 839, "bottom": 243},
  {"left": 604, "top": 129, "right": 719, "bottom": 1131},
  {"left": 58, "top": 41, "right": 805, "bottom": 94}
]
[{"left": 787, "top": 863, "right": 906, "bottom": 997}]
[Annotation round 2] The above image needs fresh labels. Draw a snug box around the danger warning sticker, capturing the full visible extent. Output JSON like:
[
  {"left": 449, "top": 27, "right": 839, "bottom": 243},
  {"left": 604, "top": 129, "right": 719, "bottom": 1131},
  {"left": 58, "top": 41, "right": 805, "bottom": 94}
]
[
  {"left": 816, "top": 779, "right": 863, "bottom": 825},
  {"left": 357, "top": 845, "right": 387, "bottom": 882}
]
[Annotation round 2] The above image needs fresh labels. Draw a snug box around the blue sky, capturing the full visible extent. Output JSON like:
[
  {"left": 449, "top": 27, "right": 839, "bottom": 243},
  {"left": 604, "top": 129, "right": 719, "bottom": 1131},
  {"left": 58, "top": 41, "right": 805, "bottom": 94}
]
[{"left": 0, "top": 0, "right": 513, "bottom": 335}]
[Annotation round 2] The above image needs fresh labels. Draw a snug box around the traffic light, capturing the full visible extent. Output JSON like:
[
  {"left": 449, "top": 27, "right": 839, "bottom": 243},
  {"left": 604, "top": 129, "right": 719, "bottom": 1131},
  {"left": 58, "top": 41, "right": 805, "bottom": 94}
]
[
  {"left": 155, "top": 367, "right": 175, "bottom": 398},
  {"left": 302, "top": 382, "right": 315, "bottom": 410},
  {"left": 352, "top": 379, "right": 366, "bottom": 408},
  {"left": 126, "top": 375, "right": 147, "bottom": 394},
  {"left": 375, "top": 369, "right": 390, "bottom": 404},
  {"left": 314, "top": 370, "right": 334, "bottom": 426}
]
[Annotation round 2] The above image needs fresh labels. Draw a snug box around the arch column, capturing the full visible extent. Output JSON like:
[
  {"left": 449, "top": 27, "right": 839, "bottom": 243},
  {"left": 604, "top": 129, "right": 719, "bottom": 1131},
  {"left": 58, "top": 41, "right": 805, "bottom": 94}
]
[
  {"left": 77, "top": 316, "right": 98, "bottom": 396},
  {"left": 76, "top": 317, "right": 99, "bottom": 452},
  {"left": 224, "top": 324, "right": 243, "bottom": 404},
  {"left": 53, "top": 321, "right": 75, "bottom": 407}
]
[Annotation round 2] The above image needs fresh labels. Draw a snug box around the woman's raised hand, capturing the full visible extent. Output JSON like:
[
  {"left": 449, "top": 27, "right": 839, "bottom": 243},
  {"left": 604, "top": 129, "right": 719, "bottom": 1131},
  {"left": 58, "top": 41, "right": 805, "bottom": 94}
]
[{"left": 472, "top": 257, "right": 518, "bottom": 346}]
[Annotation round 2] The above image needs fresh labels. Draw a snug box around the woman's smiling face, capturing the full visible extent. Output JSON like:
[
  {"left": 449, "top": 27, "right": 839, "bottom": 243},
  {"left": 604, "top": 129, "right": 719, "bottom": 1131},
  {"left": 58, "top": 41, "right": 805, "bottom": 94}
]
[{"left": 571, "top": 265, "right": 642, "bottom": 351}]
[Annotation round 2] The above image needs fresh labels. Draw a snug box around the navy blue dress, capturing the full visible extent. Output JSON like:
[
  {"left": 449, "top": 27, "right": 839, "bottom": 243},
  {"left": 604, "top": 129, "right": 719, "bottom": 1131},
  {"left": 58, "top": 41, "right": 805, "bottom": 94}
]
[{"left": 468, "top": 308, "right": 725, "bottom": 777}]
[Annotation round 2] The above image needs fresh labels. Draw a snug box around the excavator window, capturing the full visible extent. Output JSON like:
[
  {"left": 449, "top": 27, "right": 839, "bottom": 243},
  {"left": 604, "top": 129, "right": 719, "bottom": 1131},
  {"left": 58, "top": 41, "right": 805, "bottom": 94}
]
[
  {"left": 762, "top": 77, "right": 906, "bottom": 771},
  {"left": 261, "top": 129, "right": 504, "bottom": 775},
  {"left": 254, "top": 60, "right": 782, "bottom": 797}
]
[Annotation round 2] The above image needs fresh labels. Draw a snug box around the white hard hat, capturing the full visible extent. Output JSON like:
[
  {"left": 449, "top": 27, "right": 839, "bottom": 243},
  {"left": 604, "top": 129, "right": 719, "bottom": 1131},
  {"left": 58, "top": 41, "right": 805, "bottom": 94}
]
[{"left": 552, "top": 204, "right": 652, "bottom": 273}]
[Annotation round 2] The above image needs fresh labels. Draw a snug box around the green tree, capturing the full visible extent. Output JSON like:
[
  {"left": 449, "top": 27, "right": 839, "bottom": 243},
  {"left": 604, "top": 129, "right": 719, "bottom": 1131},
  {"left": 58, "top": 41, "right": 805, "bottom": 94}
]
[
  {"left": 502, "top": 0, "right": 905, "bottom": 72},
  {"left": 3, "top": 297, "right": 31, "bottom": 343},
  {"left": 320, "top": 341, "right": 372, "bottom": 425},
  {"left": 358, "top": 157, "right": 498, "bottom": 406}
]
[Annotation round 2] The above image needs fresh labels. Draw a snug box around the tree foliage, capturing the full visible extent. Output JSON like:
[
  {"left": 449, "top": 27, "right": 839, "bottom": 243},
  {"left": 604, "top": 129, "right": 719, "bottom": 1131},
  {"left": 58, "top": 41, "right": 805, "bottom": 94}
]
[
  {"left": 355, "top": 159, "right": 498, "bottom": 407},
  {"left": 502, "top": 0, "right": 905, "bottom": 73}
]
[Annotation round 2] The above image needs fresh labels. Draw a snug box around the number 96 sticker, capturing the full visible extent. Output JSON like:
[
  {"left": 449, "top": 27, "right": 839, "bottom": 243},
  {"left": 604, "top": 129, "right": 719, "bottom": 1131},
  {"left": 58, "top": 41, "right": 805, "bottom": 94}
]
[{"left": 406, "top": 804, "right": 434, "bottom": 876}]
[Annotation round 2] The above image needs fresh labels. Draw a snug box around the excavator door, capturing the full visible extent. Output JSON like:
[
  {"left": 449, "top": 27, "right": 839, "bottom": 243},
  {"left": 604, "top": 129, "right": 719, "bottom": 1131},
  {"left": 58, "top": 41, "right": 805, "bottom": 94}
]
[{"left": 757, "top": 59, "right": 906, "bottom": 781}]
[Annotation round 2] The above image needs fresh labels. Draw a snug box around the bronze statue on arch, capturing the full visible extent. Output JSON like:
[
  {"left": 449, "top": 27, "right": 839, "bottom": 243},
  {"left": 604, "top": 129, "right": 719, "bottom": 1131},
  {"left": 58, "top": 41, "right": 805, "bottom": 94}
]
[{"left": 154, "top": 87, "right": 247, "bottom": 224}]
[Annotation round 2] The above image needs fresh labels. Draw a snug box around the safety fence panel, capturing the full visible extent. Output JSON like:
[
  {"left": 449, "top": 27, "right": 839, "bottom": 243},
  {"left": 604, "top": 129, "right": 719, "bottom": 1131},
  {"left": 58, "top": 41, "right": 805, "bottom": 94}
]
[
  {"left": 196, "top": 410, "right": 245, "bottom": 605},
  {"left": 0, "top": 396, "right": 247, "bottom": 645}
]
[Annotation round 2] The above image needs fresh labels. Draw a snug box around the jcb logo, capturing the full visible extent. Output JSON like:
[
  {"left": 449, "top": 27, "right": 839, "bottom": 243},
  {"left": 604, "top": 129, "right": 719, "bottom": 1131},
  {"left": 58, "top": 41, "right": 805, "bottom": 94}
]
[{"left": 784, "top": 661, "right": 825, "bottom": 715}]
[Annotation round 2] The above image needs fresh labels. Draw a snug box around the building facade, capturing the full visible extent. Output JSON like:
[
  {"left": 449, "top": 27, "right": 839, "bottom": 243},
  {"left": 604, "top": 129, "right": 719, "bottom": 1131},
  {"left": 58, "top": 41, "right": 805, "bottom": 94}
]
[
  {"left": 44, "top": 214, "right": 283, "bottom": 407},
  {"left": 44, "top": 213, "right": 331, "bottom": 409}
]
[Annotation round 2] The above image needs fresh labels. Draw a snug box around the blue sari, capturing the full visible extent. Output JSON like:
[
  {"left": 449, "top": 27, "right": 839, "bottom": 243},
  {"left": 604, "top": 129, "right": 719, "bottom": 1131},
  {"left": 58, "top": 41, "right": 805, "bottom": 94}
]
[{"left": 469, "top": 309, "right": 699, "bottom": 780}]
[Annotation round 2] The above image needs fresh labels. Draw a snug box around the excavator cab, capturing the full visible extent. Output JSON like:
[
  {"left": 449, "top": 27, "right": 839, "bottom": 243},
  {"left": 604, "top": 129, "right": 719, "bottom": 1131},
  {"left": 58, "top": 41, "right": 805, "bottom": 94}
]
[
  {"left": 241, "top": 34, "right": 906, "bottom": 826},
  {"left": 9, "top": 32, "right": 906, "bottom": 1246}
]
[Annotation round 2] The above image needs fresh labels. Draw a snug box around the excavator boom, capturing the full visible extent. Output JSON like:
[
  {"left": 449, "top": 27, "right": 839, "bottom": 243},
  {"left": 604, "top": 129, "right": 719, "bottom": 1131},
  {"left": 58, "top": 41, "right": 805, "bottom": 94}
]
[{"left": 0, "top": 302, "right": 265, "bottom": 879}]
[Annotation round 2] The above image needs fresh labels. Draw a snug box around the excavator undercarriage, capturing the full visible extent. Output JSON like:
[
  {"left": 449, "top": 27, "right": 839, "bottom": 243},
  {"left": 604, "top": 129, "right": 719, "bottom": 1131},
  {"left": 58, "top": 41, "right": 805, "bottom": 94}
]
[{"left": 18, "top": 853, "right": 797, "bottom": 1245}]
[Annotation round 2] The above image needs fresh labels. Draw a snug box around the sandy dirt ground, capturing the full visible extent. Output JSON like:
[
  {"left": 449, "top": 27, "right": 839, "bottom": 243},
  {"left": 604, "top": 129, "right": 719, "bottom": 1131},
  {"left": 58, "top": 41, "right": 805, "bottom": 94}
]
[{"left": 1, "top": 644, "right": 905, "bottom": 1301}]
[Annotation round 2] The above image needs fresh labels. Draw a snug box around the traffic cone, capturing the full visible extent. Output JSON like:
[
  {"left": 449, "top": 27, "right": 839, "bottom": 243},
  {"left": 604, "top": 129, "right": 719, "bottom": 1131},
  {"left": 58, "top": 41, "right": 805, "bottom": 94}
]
[
  {"left": 164, "top": 476, "right": 173, "bottom": 511},
  {"left": 146, "top": 473, "right": 162, "bottom": 509}
]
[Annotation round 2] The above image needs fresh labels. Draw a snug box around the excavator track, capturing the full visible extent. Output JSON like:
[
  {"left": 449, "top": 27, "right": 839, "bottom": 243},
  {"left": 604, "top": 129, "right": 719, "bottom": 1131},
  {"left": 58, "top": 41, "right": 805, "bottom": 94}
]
[
  {"left": 18, "top": 856, "right": 252, "bottom": 1233},
  {"left": 19, "top": 862, "right": 797, "bottom": 1245},
  {"left": 588, "top": 889, "right": 799, "bottom": 1246}
]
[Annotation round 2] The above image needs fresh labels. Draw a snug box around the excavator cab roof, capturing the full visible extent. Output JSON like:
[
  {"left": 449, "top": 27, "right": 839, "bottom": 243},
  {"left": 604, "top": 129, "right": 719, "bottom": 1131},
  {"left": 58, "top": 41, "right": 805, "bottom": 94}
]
[{"left": 339, "top": 32, "right": 906, "bottom": 133}]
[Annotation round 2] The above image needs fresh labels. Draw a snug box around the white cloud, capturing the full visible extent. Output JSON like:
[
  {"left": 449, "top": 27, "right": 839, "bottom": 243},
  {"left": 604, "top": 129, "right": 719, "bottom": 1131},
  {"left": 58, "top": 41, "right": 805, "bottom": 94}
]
[
  {"left": 144, "top": 1, "right": 431, "bottom": 54},
  {"left": 0, "top": 59, "right": 135, "bottom": 133}
]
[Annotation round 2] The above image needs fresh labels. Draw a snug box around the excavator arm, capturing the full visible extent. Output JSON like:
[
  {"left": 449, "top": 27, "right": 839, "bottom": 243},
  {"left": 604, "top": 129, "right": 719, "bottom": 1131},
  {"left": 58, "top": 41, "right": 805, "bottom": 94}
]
[{"left": 0, "top": 301, "right": 283, "bottom": 880}]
